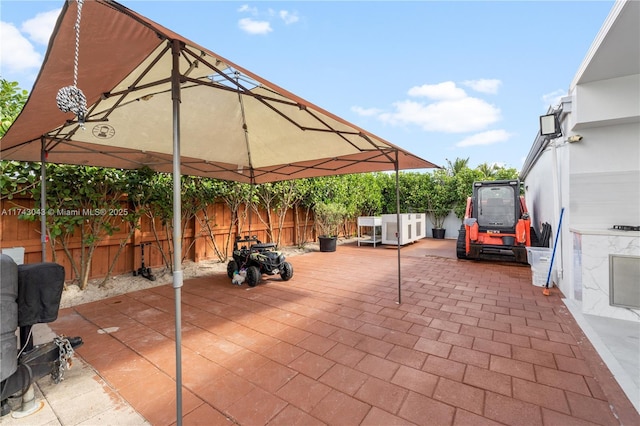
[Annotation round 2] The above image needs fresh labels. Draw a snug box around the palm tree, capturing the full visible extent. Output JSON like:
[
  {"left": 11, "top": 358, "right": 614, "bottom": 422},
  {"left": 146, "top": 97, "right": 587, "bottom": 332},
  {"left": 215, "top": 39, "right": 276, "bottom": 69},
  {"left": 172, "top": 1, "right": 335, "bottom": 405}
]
[
  {"left": 476, "top": 162, "right": 498, "bottom": 179},
  {"left": 445, "top": 157, "right": 469, "bottom": 176}
]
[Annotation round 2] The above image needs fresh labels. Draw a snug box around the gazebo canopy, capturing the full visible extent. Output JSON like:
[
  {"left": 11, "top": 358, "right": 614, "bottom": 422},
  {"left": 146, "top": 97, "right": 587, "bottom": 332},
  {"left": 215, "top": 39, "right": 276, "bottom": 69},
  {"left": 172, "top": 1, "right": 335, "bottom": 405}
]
[{"left": 1, "top": 0, "right": 437, "bottom": 182}]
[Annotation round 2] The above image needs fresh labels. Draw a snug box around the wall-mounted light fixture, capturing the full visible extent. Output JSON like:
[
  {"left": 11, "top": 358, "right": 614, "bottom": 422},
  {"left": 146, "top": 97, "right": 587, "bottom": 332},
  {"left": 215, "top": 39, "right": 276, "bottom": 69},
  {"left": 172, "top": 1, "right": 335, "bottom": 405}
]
[
  {"left": 567, "top": 135, "right": 583, "bottom": 143},
  {"left": 540, "top": 113, "right": 562, "bottom": 138}
]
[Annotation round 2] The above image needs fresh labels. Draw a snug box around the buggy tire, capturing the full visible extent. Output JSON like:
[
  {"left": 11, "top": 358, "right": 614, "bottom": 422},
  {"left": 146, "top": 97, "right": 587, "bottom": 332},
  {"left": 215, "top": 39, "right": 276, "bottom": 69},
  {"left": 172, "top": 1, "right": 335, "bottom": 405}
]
[
  {"left": 456, "top": 225, "right": 468, "bottom": 260},
  {"left": 280, "top": 262, "right": 293, "bottom": 281},
  {"left": 227, "top": 261, "right": 238, "bottom": 279},
  {"left": 246, "top": 266, "right": 261, "bottom": 287}
]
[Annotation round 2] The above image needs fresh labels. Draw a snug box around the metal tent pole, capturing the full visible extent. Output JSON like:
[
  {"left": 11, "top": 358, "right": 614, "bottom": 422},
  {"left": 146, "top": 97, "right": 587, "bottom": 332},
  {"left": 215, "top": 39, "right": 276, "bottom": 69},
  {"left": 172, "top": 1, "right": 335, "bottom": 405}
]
[
  {"left": 395, "top": 151, "right": 401, "bottom": 304},
  {"left": 170, "top": 39, "right": 183, "bottom": 425},
  {"left": 40, "top": 138, "right": 47, "bottom": 262}
]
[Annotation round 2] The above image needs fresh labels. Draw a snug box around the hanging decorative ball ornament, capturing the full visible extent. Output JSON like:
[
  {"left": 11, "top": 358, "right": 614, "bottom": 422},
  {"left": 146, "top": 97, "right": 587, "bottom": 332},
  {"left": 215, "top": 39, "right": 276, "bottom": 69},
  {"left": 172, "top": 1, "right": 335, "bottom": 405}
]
[
  {"left": 56, "top": 85, "right": 87, "bottom": 125},
  {"left": 56, "top": 0, "right": 86, "bottom": 128}
]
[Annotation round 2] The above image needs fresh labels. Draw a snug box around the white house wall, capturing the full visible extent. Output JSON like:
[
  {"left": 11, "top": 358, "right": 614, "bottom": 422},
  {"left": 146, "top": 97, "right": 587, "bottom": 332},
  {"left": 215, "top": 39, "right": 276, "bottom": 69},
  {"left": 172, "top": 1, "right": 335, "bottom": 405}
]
[
  {"left": 574, "top": 75, "right": 640, "bottom": 127},
  {"left": 569, "top": 122, "right": 640, "bottom": 229}
]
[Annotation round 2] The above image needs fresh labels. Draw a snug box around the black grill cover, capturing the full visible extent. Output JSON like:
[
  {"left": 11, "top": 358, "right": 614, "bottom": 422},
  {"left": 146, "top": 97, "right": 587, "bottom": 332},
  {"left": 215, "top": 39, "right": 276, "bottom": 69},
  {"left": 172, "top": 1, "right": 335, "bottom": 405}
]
[{"left": 17, "top": 262, "right": 65, "bottom": 326}]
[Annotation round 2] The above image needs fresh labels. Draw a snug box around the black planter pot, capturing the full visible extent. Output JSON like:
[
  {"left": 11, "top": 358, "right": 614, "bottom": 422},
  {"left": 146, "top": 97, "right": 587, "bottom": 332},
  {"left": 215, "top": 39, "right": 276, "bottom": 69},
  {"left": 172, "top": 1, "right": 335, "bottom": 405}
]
[
  {"left": 318, "top": 236, "right": 337, "bottom": 252},
  {"left": 432, "top": 228, "right": 446, "bottom": 239}
]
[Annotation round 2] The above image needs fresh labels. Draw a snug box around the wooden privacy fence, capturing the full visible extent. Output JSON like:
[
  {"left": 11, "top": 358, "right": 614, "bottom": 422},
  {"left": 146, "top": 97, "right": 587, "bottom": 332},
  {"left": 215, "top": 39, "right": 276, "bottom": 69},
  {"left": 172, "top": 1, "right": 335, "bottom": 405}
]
[{"left": 0, "top": 196, "right": 324, "bottom": 283}]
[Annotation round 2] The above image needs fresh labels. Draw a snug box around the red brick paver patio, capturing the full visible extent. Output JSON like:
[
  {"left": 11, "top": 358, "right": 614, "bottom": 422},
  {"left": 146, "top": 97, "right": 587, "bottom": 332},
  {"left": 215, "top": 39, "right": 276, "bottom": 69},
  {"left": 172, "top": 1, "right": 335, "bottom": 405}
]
[{"left": 49, "top": 239, "right": 639, "bottom": 425}]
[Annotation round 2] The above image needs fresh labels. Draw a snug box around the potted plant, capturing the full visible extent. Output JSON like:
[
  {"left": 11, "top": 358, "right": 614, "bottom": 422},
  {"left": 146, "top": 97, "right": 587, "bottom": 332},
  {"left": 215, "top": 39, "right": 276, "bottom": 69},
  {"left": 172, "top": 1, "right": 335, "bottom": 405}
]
[
  {"left": 427, "top": 172, "right": 454, "bottom": 239},
  {"left": 313, "top": 201, "right": 346, "bottom": 252}
]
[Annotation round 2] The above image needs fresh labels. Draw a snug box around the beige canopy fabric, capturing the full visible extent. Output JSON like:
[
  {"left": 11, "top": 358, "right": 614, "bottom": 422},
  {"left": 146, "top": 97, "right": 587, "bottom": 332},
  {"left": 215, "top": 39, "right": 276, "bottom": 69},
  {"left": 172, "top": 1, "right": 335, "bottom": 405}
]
[
  {"left": 1, "top": 0, "right": 436, "bottom": 182},
  {"left": 1, "top": 2, "right": 436, "bottom": 423}
]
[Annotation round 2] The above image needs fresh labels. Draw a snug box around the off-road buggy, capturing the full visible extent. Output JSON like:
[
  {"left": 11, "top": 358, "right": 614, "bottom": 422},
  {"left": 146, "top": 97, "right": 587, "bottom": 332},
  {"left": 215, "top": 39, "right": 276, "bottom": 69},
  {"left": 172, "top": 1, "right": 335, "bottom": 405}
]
[{"left": 226, "top": 235, "right": 293, "bottom": 286}]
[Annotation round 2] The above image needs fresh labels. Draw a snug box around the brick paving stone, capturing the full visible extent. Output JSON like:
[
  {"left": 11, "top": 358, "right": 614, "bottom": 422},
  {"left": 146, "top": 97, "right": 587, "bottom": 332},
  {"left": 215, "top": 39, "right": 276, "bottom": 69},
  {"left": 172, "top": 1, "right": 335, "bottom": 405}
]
[
  {"left": 449, "top": 345, "right": 490, "bottom": 369},
  {"left": 493, "top": 313, "right": 526, "bottom": 327},
  {"left": 311, "top": 389, "right": 371, "bottom": 425},
  {"left": 357, "top": 322, "right": 389, "bottom": 339},
  {"left": 448, "top": 312, "right": 480, "bottom": 326},
  {"left": 438, "top": 330, "right": 474, "bottom": 348},
  {"left": 323, "top": 342, "right": 367, "bottom": 368},
  {"left": 473, "top": 337, "right": 512, "bottom": 358},
  {"left": 459, "top": 324, "right": 494, "bottom": 340},
  {"left": 530, "top": 337, "right": 575, "bottom": 357},
  {"left": 398, "top": 391, "right": 456, "bottom": 425},
  {"left": 391, "top": 365, "right": 439, "bottom": 397},
  {"left": 414, "top": 336, "right": 452, "bottom": 358},
  {"left": 386, "top": 345, "right": 427, "bottom": 369},
  {"left": 541, "top": 408, "right": 602, "bottom": 426},
  {"left": 565, "top": 391, "right": 621, "bottom": 426},
  {"left": 547, "top": 329, "right": 580, "bottom": 345},
  {"left": 355, "top": 354, "right": 400, "bottom": 381},
  {"left": 267, "top": 404, "right": 325, "bottom": 426},
  {"left": 463, "top": 364, "right": 512, "bottom": 396},
  {"left": 534, "top": 365, "right": 591, "bottom": 396},
  {"left": 275, "top": 374, "right": 332, "bottom": 413},
  {"left": 484, "top": 392, "right": 543, "bottom": 426},
  {"left": 262, "top": 341, "right": 306, "bottom": 365},
  {"left": 422, "top": 355, "right": 466, "bottom": 382},
  {"left": 318, "top": 363, "right": 368, "bottom": 395},
  {"left": 584, "top": 376, "right": 607, "bottom": 400},
  {"left": 511, "top": 324, "right": 549, "bottom": 340},
  {"left": 489, "top": 355, "right": 536, "bottom": 381},
  {"left": 355, "top": 335, "right": 395, "bottom": 358},
  {"left": 355, "top": 376, "right": 408, "bottom": 414},
  {"left": 287, "top": 351, "right": 334, "bottom": 380},
  {"left": 512, "top": 345, "right": 557, "bottom": 368},
  {"left": 453, "top": 409, "right": 505, "bottom": 426},
  {"left": 225, "top": 387, "right": 288, "bottom": 425},
  {"left": 243, "top": 359, "right": 298, "bottom": 393},
  {"left": 492, "top": 329, "right": 531, "bottom": 348},
  {"left": 361, "top": 407, "right": 416, "bottom": 426},
  {"left": 512, "top": 377, "right": 570, "bottom": 414},
  {"left": 382, "top": 329, "right": 420, "bottom": 348},
  {"left": 297, "top": 333, "right": 337, "bottom": 355},
  {"left": 433, "top": 377, "right": 485, "bottom": 415}
]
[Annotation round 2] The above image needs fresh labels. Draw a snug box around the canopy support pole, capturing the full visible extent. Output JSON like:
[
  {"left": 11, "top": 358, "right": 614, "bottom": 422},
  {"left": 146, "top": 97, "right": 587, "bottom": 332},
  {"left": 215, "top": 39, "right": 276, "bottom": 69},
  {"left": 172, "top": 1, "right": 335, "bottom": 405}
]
[
  {"left": 170, "top": 39, "right": 184, "bottom": 425},
  {"left": 395, "top": 150, "right": 402, "bottom": 304},
  {"left": 40, "top": 137, "right": 47, "bottom": 262}
]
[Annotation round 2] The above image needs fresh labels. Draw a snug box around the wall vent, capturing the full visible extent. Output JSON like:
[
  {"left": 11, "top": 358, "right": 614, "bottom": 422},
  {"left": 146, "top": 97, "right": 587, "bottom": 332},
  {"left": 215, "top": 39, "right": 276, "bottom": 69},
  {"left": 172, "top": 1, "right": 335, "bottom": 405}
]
[{"left": 609, "top": 254, "right": 640, "bottom": 309}]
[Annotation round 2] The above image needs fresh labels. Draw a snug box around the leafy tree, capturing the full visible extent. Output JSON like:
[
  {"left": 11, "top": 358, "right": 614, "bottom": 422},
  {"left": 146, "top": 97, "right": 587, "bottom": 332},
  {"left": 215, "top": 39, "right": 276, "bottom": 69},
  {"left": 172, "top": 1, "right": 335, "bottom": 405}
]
[
  {"left": 0, "top": 78, "right": 28, "bottom": 136},
  {"left": 219, "top": 180, "right": 253, "bottom": 257},
  {"left": 425, "top": 170, "right": 455, "bottom": 228},
  {"left": 25, "top": 165, "right": 127, "bottom": 289}
]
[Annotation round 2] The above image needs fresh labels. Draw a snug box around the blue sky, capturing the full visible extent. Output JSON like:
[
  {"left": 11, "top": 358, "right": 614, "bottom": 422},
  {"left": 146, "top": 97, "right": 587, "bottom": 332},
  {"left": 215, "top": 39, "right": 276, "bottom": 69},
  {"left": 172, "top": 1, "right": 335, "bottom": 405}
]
[{"left": 1, "top": 0, "right": 614, "bottom": 171}]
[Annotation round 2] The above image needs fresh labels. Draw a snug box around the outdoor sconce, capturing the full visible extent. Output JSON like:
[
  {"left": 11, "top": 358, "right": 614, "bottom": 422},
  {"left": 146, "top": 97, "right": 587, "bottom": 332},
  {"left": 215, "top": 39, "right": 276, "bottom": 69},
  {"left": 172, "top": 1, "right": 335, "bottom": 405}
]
[{"left": 540, "top": 113, "right": 562, "bottom": 138}]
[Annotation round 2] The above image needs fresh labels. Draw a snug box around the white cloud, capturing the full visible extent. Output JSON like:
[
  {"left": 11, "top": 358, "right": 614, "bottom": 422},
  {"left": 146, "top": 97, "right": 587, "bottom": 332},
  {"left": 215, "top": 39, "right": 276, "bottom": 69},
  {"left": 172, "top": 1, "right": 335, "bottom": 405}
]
[
  {"left": 0, "top": 22, "right": 42, "bottom": 74},
  {"left": 379, "top": 96, "right": 501, "bottom": 133},
  {"left": 237, "top": 5, "right": 258, "bottom": 15},
  {"left": 238, "top": 18, "right": 272, "bottom": 35},
  {"left": 351, "top": 106, "right": 382, "bottom": 117},
  {"left": 542, "top": 89, "right": 566, "bottom": 108},
  {"left": 462, "top": 79, "right": 501, "bottom": 94},
  {"left": 408, "top": 81, "right": 466, "bottom": 100},
  {"left": 21, "top": 8, "right": 60, "bottom": 45},
  {"left": 279, "top": 10, "right": 299, "bottom": 25},
  {"left": 456, "top": 129, "right": 512, "bottom": 147}
]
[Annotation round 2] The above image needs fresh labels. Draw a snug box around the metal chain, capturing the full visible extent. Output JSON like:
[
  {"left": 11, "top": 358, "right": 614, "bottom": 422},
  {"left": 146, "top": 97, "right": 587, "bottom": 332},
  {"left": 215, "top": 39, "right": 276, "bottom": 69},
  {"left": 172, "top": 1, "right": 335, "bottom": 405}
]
[{"left": 52, "top": 336, "right": 75, "bottom": 384}]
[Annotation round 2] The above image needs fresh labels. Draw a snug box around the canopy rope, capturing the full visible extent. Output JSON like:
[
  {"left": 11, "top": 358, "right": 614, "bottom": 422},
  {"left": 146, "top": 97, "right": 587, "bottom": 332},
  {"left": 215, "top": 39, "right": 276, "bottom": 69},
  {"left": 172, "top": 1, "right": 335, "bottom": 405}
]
[{"left": 56, "top": 0, "right": 87, "bottom": 128}]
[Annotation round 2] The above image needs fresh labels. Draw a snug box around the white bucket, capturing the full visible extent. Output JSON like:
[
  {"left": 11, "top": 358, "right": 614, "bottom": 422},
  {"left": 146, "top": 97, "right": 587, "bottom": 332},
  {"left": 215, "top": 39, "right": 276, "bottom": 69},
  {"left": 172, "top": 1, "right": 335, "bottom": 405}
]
[{"left": 526, "top": 247, "right": 552, "bottom": 287}]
